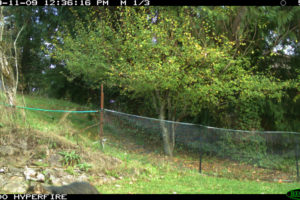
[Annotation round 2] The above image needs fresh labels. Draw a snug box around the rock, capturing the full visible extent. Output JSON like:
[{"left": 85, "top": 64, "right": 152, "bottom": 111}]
[
  {"left": 0, "top": 174, "right": 7, "bottom": 187},
  {"left": 77, "top": 174, "right": 88, "bottom": 182},
  {"left": 48, "top": 169, "right": 76, "bottom": 185},
  {"left": 53, "top": 168, "right": 69, "bottom": 177},
  {"left": 50, "top": 175, "right": 77, "bottom": 186},
  {"left": 3, "top": 176, "right": 27, "bottom": 193},
  {"left": 47, "top": 154, "right": 63, "bottom": 167},
  {"left": 27, "top": 183, "right": 48, "bottom": 194},
  {"left": 61, "top": 175, "right": 77, "bottom": 185},
  {"left": 24, "top": 166, "right": 37, "bottom": 181},
  {"left": 49, "top": 174, "right": 61, "bottom": 185},
  {"left": 36, "top": 173, "right": 45, "bottom": 182},
  {"left": 24, "top": 166, "right": 45, "bottom": 182},
  {"left": 9, "top": 166, "right": 23, "bottom": 174}
]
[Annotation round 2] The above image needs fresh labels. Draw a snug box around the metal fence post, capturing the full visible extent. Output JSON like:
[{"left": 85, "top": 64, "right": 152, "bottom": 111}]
[
  {"left": 199, "top": 133, "right": 202, "bottom": 173},
  {"left": 296, "top": 141, "right": 299, "bottom": 182}
]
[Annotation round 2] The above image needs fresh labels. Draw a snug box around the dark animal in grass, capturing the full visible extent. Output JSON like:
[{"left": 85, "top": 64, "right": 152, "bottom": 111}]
[{"left": 43, "top": 182, "right": 99, "bottom": 194}]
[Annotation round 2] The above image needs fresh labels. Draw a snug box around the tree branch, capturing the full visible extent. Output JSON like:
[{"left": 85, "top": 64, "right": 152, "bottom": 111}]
[
  {"left": 263, "top": 25, "right": 298, "bottom": 56},
  {"left": 242, "top": 24, "right": 257, "bottom": 56},
  {"left": 14, "top": 25, "right": 25, "bottom": 93},
  {"left": 0, "top": 7, "right": 4, "bottom": 42}
]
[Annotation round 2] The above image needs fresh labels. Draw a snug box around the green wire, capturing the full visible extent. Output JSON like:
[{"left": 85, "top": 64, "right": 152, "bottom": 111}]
[{"left": 0, "top": 102, "right": 99, "bottom": 113}]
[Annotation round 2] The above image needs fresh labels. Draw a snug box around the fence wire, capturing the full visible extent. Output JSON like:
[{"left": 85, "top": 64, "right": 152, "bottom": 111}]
[
  {"left": 104, "top": 109, "right": 300, "bottom": 182},
  {"left": 1, "top": 93, "right": 299, "bottom": 182}
]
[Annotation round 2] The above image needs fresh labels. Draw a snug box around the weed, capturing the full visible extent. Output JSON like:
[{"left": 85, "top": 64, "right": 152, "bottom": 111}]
[
  {"left": 89, "top": 176, "right": 95, "bottom": 182},
  {"left": 49, "top": 142, "right": 57, "bottom": 149},
  {"left": 105, "top": 169, "right": 120, "bottom": 178},
  {"left": 77, "top": 163, "right": 92, "bottom": 172},
  {"left": 41, "top": 170, "right": 52, "bottom": 184},
  {"left": 59, "top": 151, "right": 81, "bottom": 166},
  {"left": 33, "top": 161, "right": 49, "bottom": 168},
  {"left": 65, "top": 166, "right": 76, "bottom": 175}
]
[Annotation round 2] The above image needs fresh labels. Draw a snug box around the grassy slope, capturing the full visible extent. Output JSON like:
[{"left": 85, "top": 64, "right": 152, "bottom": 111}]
[
  {"left": 3, "top": 94, "right": 300, "bottom": 194},
  {"left": 96, "top": 143, "right": 300, "bottom": 194}
]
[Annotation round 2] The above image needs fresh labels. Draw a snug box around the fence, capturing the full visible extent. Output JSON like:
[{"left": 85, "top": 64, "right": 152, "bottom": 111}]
[
  {"left": 103, "top": 109, "right": 300, "bottom": 182},
  {"left": 1, "top": 97, "right": 300, "bottom": 182}
]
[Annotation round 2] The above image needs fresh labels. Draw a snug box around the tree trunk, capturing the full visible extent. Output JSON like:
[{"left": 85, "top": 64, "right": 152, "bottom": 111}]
[
  {"left": 0, "top": 48, "right": 16, "bottom": 106},
  {"left": 154, "top": 90, "right": 174, "bottom": 157},
  {"left": 159, "top": 100, "right": 173, "bottom": 157},
  {"left": 0, "top": 7, "right": 24, "bottom": 107},
  {"left": 167, "top": 95, "right": 176, "bottom": 154}
]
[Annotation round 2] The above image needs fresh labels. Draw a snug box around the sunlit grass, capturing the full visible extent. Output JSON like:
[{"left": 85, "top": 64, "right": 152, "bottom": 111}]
[{"left": 94, "top": 141, "right": 299, "bottom": 194}]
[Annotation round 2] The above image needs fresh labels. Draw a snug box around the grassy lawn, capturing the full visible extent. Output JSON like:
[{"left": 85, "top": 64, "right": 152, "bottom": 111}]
[
  {"left": 95, "top": 141, "right": 300, "bottom": 194},
  {"left": 98, "top": 172, "right": 299, "bottom": 194}
]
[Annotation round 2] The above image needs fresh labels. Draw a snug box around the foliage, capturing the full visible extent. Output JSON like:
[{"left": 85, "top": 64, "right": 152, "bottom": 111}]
[
  {"left": 59, "top": 150, "right": 81, "bottom": 166},
  {"left": 51, "top": 7, "right": 296, "bottom": 118},
  {"left": 2, "top": 7, "right": 299, "bottom": 158},
  {"left": 216, "top": 132, "right": 267, "bottom": 163},
  {"left": 48, "top": 7, "right": 300, "bottom": 157},
  {"left": 77, "top": 162, "right": 92, "bottom": 172},
  {"left": 65, "top": 165, "right": 76, "bottom": 175}
]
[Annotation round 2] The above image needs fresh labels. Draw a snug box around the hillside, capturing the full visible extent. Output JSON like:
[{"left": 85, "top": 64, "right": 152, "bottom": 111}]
[
  {"left": 0, "top": 94, "right": 299, "bottom": 194},
  {"left": 0, "top": 95, "right": 124, "bottom": 193}
]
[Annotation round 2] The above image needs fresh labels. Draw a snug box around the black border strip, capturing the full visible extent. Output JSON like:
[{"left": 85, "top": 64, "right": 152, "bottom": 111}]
[
  {"left": 142, "top": 0, "right": 297, "bottom": 6},
  {"left": 5, "top": 194, "right": 289, "bottom": 200},
  {"left": 1, "top": 0, "right": 299, "bottom": 6}
]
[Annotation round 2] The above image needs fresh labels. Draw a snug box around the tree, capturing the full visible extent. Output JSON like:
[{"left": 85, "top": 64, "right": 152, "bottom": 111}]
[
  {"left": 52, "top": 7, "right": 295, "bottom": 156},
  {"left": 0, "top": 7, "right": 24, "bottom": 106},
  {"left": 189, "top": 6, "right": 300, "bottom": 130}
]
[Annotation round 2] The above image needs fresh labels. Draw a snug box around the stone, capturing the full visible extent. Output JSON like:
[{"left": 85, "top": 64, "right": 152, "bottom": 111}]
[
  {"left": 9, "top": 166, "right": 23, "bottom": 174},
  {"left": 77, "top": 174, "right": 88, "bottom": 182},
  {"left": 0, "top": 174, "right": 7, "bottom": 187},
  {"left": 36, "top": 173, "right": 45, "bottom": 182},
  {"left": 24, "top": 166, "right": 37, "bottom": 181},
  {"left": 24, "top": 166, "right": 45, "bottom": 182},
  {"left": 50, "top": 174, "right": 61, "bottom": 185},
  {"left": 61, "top": 175, "right": 77, "bottom": 185},
  {"left": 49, "top": 169, "right": 76, "bottom": 186},
  {"left": 3, "top": 176, "right": 27, "bottom": 193},
  {"left": 47, "top": 154, "right": 63, "bottom": 167}
]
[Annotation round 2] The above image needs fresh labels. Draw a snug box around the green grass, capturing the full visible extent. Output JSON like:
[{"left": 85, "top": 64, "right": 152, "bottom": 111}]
[
  {"left": 1, "top": 93, "right": 300, "bottom": 194},
  {"left": 7, "top": 94, "right": 99, "bottom": 142},
  {"left": 93, "top": 141, "right": 300, "bottom": 194},
  {"left": 98, "top": 172, "right": 299, "bottom": 194}
]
